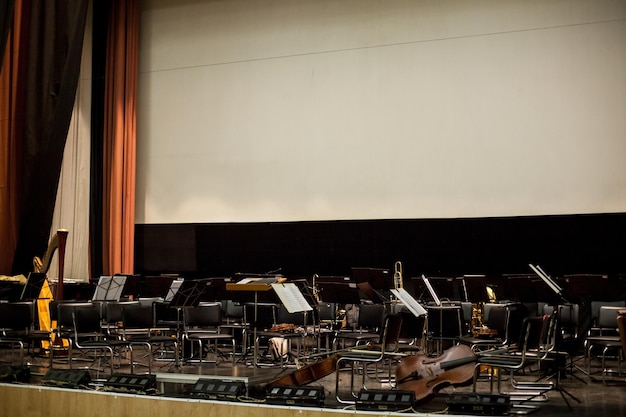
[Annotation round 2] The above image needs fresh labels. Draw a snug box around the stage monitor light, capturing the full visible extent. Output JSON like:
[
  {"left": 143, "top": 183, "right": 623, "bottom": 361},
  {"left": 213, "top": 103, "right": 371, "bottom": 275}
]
[
  {"left": 0, "top": 365, "right": 30, "bottom": 383},
  {"left": 447, "top": 393, "right": 510, "bottom": 415},
  {"left": 42, "top": 369, "right": 91, "bottom": 389},
  {"left": 265, "top": 385, "right": 325, "bottom": 407},
  {"left": 103, "top": 373, "right": 157, "bottom": 395},
  {"left": 355, "top": 389, "right": 415, "bottom": 412},
  {"left": 190, "top": 379, "right": 246, "bottom": 401}
]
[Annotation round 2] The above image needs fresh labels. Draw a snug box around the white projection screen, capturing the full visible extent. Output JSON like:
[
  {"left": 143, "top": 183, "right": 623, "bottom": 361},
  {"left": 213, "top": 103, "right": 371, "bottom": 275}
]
[{"left": 136, "top": 0, "right": 626, "bottom": 224}]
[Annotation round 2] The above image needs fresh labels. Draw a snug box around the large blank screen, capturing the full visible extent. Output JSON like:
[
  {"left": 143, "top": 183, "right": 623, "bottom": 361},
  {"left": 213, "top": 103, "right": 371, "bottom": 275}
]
[{"left": 136, "top": 0, "right": 626, "bottom": 224}]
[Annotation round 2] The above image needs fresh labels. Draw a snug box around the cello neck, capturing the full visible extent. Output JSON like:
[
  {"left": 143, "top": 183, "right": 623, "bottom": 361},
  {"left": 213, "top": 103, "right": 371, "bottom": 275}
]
[{"left": 440, "top": 355, "right": 476, "bottom": 371}]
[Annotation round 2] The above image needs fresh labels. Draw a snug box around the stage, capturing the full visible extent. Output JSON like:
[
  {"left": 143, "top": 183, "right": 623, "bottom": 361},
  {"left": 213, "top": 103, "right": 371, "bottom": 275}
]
[{"left": 1, "top": 349, "right": 625, "bottom": 417}]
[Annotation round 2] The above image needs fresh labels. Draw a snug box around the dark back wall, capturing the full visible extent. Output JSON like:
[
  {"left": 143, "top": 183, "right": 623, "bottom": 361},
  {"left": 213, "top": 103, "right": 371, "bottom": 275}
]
[{"left": 135, "top": 212, "right": 625, "bottom": 282}]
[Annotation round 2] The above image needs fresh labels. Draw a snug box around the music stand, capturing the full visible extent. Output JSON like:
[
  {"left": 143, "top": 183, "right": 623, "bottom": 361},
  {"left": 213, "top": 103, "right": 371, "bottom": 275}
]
[
  {"left": 529, "top": 264, "right": 582, "bottom": 406},
  {"left": 169, "top": 279, "right": 208, "bottom": 308},
  {"left": 21, "top": 272, "right": 47, "bottom": 301},
  {"left": 92, "top": 276, "right": 127, "bottom": 302},
  {"left": 168, "top": 279, "right": 210, "bottom": 338},
  {"left": 164, "top": 279, "right": 185, "bottom": 303},
  {"left": 421, "top": 275, "right": 442, "bottom": 306},
  {"left": 0, "top": 281, "right": 24, "bottom": 302},
  {"left": 316, "top": 282, "right": 362, "bottom": 305},
  {"left": 390, "top": 287, "right": 427, "bottom": 317},
  {"left": 271, "top": 282, "right": 313, "bottom": 314},
  {"left": 460, "top": 275, "right": 489, "bottom": 303},
  {"left": 226, "top": 275, "right": 286, "bottom": 366},
  {"left": 529, "top": 264, "right": 569, "bottom": 304}
]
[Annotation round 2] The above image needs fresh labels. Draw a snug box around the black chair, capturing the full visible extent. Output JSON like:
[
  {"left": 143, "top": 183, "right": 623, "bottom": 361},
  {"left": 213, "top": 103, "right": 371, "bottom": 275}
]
[
  {"left": 182, "top": 303, "right": 235, "bottom": 365},
  {"left": 460, "top": 303, "right": 529, "bottom": 353},
  {"left": 333, "top": 303, "right": 385, "bottom": 350},
  {"left": 426, "top": 304, "right": 465, "bottom": 354},
  {"left": 70, "top": 305, "right": 132, "bottom": 378},
  {"left": 0, "top": 301, "right": 52, "bottom": 367},
  {"left": 473, "top": 315, "right": 555, "bottom": 412},
  {"left": 103, "top": 301, "right": 140, "bottom": 338},
  {"left": 121, "top": 304, "right": 180, "bottom": 374},
  {"left": 585, "top": 305, "right": 624, "bottom": 382},
  {"left": 335, "top": 313, "right": 404, "bottom": 404}
]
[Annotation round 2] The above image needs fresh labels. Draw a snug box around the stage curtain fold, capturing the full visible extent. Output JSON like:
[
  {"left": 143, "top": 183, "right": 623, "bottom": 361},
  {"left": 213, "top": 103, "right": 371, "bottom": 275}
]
[
  {"left": 0, "top": 0, "right": 21, "bottom": 274},
  {"left": 102, "top": 0, "right": 139, "bottom": 276},
  {"left": 8, "top": 0, "right": 89, "bottom": 275}
]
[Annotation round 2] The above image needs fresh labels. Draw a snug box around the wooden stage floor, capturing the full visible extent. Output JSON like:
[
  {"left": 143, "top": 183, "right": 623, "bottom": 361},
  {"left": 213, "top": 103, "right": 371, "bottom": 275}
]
[{"left": 1, "top": 346, "right": 625, "bottom": 417}]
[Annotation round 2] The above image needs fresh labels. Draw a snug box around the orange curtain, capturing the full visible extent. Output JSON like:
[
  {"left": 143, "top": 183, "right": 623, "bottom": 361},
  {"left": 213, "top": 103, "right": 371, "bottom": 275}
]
[
  {"left": 102, "top": 0, "right": 139, "bottom": 276},
  {"left": 0, "top": 1, "right": 21, "bottom": 274}
]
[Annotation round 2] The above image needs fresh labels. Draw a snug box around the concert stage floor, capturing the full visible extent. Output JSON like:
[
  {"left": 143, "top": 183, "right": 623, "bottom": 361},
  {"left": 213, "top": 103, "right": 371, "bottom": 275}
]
[{"left": 1, "top": 348, "right": 625, "bottom": 417}]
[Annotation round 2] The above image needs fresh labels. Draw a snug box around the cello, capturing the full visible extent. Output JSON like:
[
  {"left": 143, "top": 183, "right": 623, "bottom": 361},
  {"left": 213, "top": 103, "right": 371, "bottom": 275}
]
[{"left": 395, "top": 344, "right": 476, "bottom": 403}]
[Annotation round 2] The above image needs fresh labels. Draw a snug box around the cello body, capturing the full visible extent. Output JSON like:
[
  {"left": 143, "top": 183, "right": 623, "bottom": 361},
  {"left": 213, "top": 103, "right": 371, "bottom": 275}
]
[{"left": 395, "top": 344, "right": 476, "bottom": 403}]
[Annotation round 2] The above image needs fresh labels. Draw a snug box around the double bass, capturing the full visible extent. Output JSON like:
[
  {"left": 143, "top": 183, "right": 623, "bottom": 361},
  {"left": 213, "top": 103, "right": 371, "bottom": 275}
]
[{"left": 395, "top": 344, "right": 477, "bottom": 403}]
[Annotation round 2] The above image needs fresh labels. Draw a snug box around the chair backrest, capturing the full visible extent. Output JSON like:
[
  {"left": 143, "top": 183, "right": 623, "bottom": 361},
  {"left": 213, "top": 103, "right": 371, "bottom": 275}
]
[
  {"left": 617, "top": 312, "right": 626, "bottom": 355},
  {"left": 591, "top": 301, "right": 626, "bottom": 325},
  {"left": 276, "top": 304, "right": 310, "bottom": 327},
  {"left": 57, "top": 302, "right": 93, "bottom": 331},
  {"left": 483, "top": 304, "right": 509, "bottom": 336},
  {"left": 0, "top": 302, "right": 34, "bottom": 331},
  {"left": 222, "top": 300, "right": 244, "bottom": 323},
  {"left": 105, "top": 301, "right": 140, "bottom": 324},
  {"left": 244, "top": 303, "right": 277, "bottom": 330},
  {"left": 185, "top": 303, "right": 223, "bottom": 328},
  {"left": 380, "top": 313, "right": 403, "bottom": 353},
  {"left": 317, "top": 303, "right": 335, "bottom": 320},
  {"left": 505, "top": 303, "right": 529, "bottom": 346},
  {"left": 122, "top": 304, "right": 155, "bottom": 329},
  {"left": 357, "top": 303, "right": 385, "bottom": 331},
  {"left": 557, "top": 304, "right": 580, "bottom": 338},
  {"left": 597, "top": 305, "right": 623, "bottom": 329},
  {"left": 427, "top": 305, "right": 464, "bottom": 338},
  {"left": 72, "top": 305, "right": 103, "bottom": 335},
  {"left": 398, "top": 310, "right": 425, "bottom": 340},
  {"left": 519, "top": 314, "right": 553, "bottom": 359}
]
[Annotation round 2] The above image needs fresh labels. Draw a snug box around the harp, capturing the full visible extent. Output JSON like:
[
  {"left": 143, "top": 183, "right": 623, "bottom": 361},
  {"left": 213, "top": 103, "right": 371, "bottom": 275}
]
[
  {"left": 34, "top": 229, "right": 69, "bottom": 350},
  {"left": 33, "top": 229, "right": 68, "bottom": 300}
]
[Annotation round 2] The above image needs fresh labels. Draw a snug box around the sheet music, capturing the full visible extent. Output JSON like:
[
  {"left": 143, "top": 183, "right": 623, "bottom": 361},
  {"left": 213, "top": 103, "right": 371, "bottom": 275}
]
[
  {"left": 165, "top": 278, "right": 184, "bottom": 302},
  {"left": 391, "top": 288, "right": 427, "bottom": 317},
  {"left": 421, "top": 275, "right": 441, "bottom": 306},
  {"left": 271, "top": 282, "right": 313, "bottom": 313}
]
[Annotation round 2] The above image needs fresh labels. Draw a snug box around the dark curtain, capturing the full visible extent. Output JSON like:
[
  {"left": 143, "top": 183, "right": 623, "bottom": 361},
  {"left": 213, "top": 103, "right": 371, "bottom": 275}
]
[
  {"left": 90, "top": 1, "right": 111, "bottom": 279},
  {"left": 0, "top": 0, "right": 14, "bottom": 71},
  {"left": 10, "top": 0, "right": 89, "bottom": 274}
]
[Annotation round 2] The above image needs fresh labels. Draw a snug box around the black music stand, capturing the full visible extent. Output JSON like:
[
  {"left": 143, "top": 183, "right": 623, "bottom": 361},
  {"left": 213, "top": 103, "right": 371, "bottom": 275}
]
[
  {"left": 410, "top": 275, "right": 445, "bottom": 306},
  {"left": 169, "top": 279, "right": 208, "bottom": 308},
  {"left": 529, "top": 264, "right": 582, "bottom": 409},
  {"left": 21, "top": 272, "right": 47, "bottom": 301},
  {"left": 390, "top": 287, "right": 427, "bottom": 317},
  {"left": 460, "top": 275, "right": 490, "bottom": 304},
  {"left": 92, "top": 276, "right": 127, "bottom": 302},
  {"left": 226, "top": 275, "right": 286, "bottom": 366},
  {"left": 316, "top": 282, "right": 362, "bottom": 306},
  {"left": 0, "top": 280, "right": 24, "bottom": 302},
  {"left": 164, "top": 279, "right": 185, "bottom": 303},
  {"left": 168, "top": 279, "right": 210, "bottom": 338}
]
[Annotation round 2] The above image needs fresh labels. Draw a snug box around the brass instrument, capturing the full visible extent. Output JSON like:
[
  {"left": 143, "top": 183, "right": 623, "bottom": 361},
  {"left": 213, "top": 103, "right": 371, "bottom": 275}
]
[
  {"left": 471, "top": 302, "right": 484, "bottom": 335},
  {"left": 393, "top": 260, "right": 403, "bottom": 289},
  {"left": 312, "top": 273, "right": 320, "bottom": 302}
]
